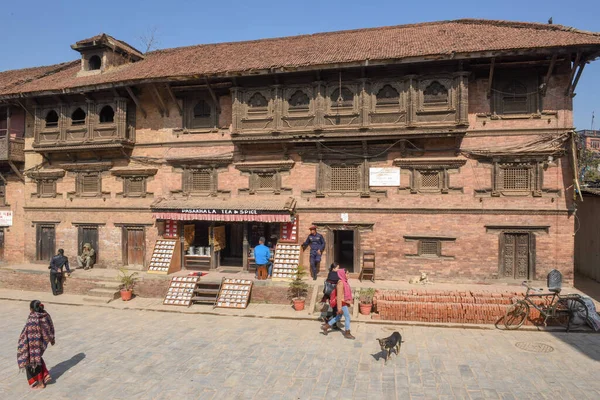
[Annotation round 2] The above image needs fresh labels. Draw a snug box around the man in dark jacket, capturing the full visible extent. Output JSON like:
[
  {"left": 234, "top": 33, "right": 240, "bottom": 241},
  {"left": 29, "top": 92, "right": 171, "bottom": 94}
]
[
  {"left": 49, "top": 249, "right": 71, "bottom": 295},
  {"left": 302, "top": 225, "right": 326, "bottom": 280}
]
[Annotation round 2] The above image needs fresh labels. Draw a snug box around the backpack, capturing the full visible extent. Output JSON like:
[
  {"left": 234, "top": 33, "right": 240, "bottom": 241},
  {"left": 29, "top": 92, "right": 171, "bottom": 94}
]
[{"left": 323, "top": 280, "right": 336, "bottom": 298}]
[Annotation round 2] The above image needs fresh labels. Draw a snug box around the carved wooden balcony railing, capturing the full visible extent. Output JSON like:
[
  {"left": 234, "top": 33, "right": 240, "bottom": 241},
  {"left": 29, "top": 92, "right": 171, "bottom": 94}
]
[{"left": 0, "top": 129, "right": 25, "bottom": 162}]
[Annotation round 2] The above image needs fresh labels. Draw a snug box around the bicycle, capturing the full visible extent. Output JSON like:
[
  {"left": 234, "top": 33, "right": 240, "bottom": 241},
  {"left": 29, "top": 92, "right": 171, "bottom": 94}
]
[{"left": 503, "top": 281, "right": 589, "bottom": 331}]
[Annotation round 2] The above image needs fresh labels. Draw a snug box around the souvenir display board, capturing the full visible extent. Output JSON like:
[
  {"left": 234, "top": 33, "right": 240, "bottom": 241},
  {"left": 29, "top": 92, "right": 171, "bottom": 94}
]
[
  {"left": 147, "top": 239, "right": 181, "bottom": 274},
  {"left": 279, "top": 217, "right": 299, "bottom": 243},
  {"left": 214, "top": 278, "right": 252, "bottom": 309},
  {"left": 271, "top": 244, "right": 301, "bottom": 281},
  {"left": 164, "top": 220, "right": 178, "bottom": 239},
  {"left": 163, "top": 275, "right": 200, "bottom": 306}
]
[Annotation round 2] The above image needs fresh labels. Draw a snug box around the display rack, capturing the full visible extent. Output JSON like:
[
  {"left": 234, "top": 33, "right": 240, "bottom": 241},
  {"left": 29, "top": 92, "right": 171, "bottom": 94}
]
[
  {"left": 214, "top": 278, "right": 252, "bottom": 309},
  {"left": 271, "top": 244, "right": 301, "bottom": 281},
  {"left": 164, "top": 220, "right": 178, "bottom": 239},
  {"left": 147, "top": 239, "right": 181, "bottom": 274},
  {"left": 163, "top": 275, "right": 201, "bottom": 306},
  {"left": 279, "top": 217, "right": 299, "bottom": 243}
]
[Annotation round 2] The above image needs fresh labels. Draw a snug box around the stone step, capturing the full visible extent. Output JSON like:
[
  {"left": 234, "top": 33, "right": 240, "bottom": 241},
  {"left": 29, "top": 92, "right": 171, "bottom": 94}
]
[
  {"left": 82, "top": 296, "right": 114, "bottom": 304},
  {"left": 93, "top": 280, "right": 121, "bottom": 289},
  {"left": 87, "top": 288, "right": 120, "bottom": 300}
]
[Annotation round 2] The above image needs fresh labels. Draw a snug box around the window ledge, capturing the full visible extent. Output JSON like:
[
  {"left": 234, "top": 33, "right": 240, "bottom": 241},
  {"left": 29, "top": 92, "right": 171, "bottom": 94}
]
[{"left": 405, "top": 254, "right": 455, "bottom": 260}]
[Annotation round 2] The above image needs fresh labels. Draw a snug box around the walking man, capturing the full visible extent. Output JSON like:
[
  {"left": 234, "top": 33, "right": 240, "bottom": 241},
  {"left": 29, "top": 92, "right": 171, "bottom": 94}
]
[
  {"left": 48, "top": 249, "right": 71, "bottom": 296},
  {"left": 302, "top": 225, "right": 325, "bottom": 280}
]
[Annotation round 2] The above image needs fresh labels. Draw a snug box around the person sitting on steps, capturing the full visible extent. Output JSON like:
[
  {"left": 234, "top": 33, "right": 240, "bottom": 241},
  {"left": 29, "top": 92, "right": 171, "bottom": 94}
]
[{"left": 77, "top": 243, "right": 95, "bottom": 270}]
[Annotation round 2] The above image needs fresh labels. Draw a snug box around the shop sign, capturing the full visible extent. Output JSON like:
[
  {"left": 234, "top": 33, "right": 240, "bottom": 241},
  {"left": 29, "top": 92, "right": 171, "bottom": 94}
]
[
  {"left": 0, "top": 210, "right": 12, "bottom": 226},
  {"left": 369, "top": 167, "right": 400, "bottom": 186},
  {"left": 181, "top": 209, "right": 265, "bottom": 215}
]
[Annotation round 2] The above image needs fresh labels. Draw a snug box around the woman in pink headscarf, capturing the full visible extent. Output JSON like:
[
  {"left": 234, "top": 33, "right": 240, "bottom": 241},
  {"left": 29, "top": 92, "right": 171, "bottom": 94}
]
[{"left": 321, "top": 265, "right": 355, "bottom": 339}]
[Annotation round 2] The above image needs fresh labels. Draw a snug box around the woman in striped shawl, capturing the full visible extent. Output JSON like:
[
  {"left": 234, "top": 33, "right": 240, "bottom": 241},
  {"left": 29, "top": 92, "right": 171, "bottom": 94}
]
[{"left": 17, "top": 300, "right": 55, "bottom": 389}]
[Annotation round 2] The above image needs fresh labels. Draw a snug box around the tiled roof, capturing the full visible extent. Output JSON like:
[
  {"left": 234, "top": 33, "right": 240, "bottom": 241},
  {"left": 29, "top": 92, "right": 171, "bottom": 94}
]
[
  {"left": 1, "top": 19, "right": 600, "bottom": 97},
  {"left": 73, "top": 33, "right": 144, "bottom": 59}
]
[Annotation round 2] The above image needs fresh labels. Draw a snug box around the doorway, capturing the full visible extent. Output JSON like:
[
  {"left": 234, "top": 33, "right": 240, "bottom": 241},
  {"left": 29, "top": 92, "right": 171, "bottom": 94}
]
[
  {"left": 220, "top": 223, "right": 244, "bottom": 267},
  {"left": 501, "top": 233, "right": 532, "bottom": 279},
  {"left": 0, "top": 228, "right": 4, "bottom": 262},
  {"left": 123, "top": 227, "right": 145, "bottom": 267},
  {"left": 36, "top": 224, "right": 55, "bottom": 261},
  {"left": 78, "top": 225, "right": 99, "bottom": 263},
  {"left": 334, "top": 230, "right": 355, "bottom": 272}
]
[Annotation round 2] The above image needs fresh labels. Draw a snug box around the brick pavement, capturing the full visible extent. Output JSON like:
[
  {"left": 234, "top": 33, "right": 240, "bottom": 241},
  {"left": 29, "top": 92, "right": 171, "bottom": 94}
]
[{"left": 1, "top": 300, "right": 599, "bottom": 400}]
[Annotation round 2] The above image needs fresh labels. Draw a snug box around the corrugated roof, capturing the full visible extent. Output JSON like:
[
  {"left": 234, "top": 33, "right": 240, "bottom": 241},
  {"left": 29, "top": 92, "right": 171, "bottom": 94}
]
[{"left": 1, "top": 19, "right": 600, "bottom": 97}]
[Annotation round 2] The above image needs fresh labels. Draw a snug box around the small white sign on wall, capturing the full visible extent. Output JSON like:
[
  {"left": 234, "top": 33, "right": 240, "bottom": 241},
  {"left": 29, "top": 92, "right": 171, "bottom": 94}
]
[
  {"left": 340, "top": 213, "right": 349, "bottom": 222},
  {"left": 369, "top": 167, "right": 400, "bottom": 186},
  {"left": 0, "top": 210, "right": 13, "bottom": 226}
]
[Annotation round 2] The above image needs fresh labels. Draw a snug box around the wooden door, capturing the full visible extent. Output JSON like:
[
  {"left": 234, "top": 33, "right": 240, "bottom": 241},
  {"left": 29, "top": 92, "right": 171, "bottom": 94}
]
[
  {"left": 37, "top": 225, "right": 55, "bottom": 261},
  {"left": 124, "top": 227, "right": 144, "bottom": 266},
  {"left": 502, "top": 233, "right": 530, "bottom": 279},
  {"left": 78, "top": 226, "right": 99, "bottom": 262}
]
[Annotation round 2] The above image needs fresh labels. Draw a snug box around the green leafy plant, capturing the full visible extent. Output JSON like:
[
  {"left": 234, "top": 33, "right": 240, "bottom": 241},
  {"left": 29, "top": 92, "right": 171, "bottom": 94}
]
[
  {"left": 358, "top": 287, "right": 376, "bottom": 305},
  {"left": 118, "top": 268, "right": 139, "bottom": 292},
  {"left": 288, "top": 265, "right": 309, "bottom": 300}
]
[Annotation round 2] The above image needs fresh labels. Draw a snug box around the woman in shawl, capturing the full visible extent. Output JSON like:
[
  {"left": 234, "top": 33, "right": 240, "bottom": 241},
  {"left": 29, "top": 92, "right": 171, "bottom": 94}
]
[
  {"left": 17, "top": 300, "right": 55, "bottom": 389},
  {"left": 321, "top": 265, "right": 355, "bottom": 339}
]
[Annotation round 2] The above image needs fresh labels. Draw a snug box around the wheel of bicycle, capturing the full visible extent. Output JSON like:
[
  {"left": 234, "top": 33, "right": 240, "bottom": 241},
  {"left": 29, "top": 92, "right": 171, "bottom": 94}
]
[
  {"left": 504, "top": 300, "right": 529, "bottom": 329},
  {"left": 561, "top": 297, "right": 589, "bottom": 331}
]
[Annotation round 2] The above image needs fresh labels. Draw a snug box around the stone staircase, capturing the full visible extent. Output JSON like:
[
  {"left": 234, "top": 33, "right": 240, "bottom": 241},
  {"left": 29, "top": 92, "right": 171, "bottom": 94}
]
[{"left": 82, "top": 279, "right": 121, "bottom": 304}]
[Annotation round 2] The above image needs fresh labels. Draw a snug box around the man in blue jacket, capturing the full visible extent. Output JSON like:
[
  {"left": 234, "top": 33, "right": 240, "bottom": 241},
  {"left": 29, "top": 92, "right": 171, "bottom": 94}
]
[
  {"left": 253, "top": 236, "right": 272, "bottom": 278},
  {"left": 302, "top": 225, "right": 326, "bottom": 280}
]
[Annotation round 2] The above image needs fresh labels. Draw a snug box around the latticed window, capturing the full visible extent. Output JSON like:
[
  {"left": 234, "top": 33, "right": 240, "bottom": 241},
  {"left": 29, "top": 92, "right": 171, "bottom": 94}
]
[
  {"left": 125, "top": 177, "right": 145, "bottom": 196},
  {"left": 0, "top": 181, "right": 5, "bottom": 205},
  {"left": 248, "top": 93, "right": 268, "bottom": 109},
  {"left": 330, "top": 165, "right": 359, "bottom": 191},
  {"left": 39, "top": 180, "right": 56, "bottom": 197},
  {"left": 419, "top": 240, "right": 440, "bottom": 257},
  {"left": 420, "top": 171, "right": 441, "bottom": 189},
  {"left": 289, "top": 90, "right": 310, "bottom": 109},
  {"left": 330, "top": 87, "right": 354, "bottom": 108},
  {"left": 78, "top": 173, "right": 100, "bottom": 195},
  {"left": 423, "top": 81, "right": 448, "bottom": 105},
  {"left": 502, "top": 167, "right": 530, "bottom": 191},
  {"left": 258, "top": 174, "right": 275, "bottom": 189},
  {"left": 184, "top": 170, "right": 213, "bottom": 193},
  {"left": 376, "top": 85, "right": 400, "bottom": 105},
  {"left": 501, "top": 80, "right": 528, "bottom": 114}
]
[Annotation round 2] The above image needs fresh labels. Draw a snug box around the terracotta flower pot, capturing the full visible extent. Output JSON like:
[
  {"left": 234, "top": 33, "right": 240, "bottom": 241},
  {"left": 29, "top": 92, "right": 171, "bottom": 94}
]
[
  {"left": 293, "top": 298, "right": 305, "bottom": 311},
  {"left": 359, "top": 303, "right": 373, "bottom": 315},
  {"left": 120, "top": 289, "right": 133, "bottom": 301}
]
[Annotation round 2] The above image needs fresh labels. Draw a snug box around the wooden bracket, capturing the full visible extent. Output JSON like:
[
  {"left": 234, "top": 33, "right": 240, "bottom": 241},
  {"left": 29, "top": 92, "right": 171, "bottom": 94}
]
[
  {"left": 205, "top": 77, "right": 221, "bottom": 113},
  {"left": 568, "top": 60, "right": 586, "bottom": 97},
  {"left": 487, "top": 58, "right": 495, "bottom": 98},
  {"left": 16, "top": 99, "right": 34, "bottom": 119},
  {"left": 150, "top": 84, "right": 169, "bottom": 117},
  {"left": 8, "top": 161, "right": 24, "bottom": 182},
  {"left": 164, "top": 84, "right": 183, "bottom": 116},
  {"left": 541, "top": 54, "right": 558, "bottom": 96},
  {"left": 125, "top": 86, "right": 147, "bottom": 118},
  {"left": 0, "top": 171, "right": 6, "bottom": 183}
]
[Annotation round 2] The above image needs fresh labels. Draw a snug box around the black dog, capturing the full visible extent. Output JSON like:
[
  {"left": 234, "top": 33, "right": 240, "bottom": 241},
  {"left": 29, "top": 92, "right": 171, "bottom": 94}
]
[{"left": 377, "top": 332, "right": 403, "bottom": 364}]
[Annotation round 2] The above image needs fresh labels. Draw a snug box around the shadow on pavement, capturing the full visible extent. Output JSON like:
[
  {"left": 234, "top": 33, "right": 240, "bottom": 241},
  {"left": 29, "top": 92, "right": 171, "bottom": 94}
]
[{"left": 49, "top": 352, "right": 86, "bottom": 382}]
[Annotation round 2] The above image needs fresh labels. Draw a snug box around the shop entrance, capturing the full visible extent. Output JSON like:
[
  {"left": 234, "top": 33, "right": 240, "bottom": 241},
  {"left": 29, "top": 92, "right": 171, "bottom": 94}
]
[
  {"left": 334, "top": 230, "right": 355, "bottom": 272},
  {"left": 220, "top": 224, "right": 244, "bottom": 267}
]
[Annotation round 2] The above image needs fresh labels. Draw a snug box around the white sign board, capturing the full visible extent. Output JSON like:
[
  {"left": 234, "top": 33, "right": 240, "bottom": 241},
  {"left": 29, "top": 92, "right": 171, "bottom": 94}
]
[
  {"left": 369, "top": 167, "right": 400, "bottom": 186},
  {"left": 0, "top": 210, "right": 13, "bottom": 226}
]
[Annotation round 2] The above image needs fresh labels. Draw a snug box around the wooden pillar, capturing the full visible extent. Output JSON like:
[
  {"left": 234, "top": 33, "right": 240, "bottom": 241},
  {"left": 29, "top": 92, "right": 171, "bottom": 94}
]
[{"left": 242, "top": 223, "right": 249, "bottom": 271}]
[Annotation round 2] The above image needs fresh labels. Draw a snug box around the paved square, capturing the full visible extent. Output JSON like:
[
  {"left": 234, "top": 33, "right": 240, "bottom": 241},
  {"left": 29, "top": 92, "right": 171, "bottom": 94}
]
[{"left": 1, "top": 300, "right": 599, "bottom": 399}]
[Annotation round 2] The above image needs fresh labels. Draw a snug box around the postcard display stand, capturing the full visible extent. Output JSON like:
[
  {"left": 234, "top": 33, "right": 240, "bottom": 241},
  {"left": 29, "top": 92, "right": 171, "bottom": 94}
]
[
  {"left": 271, "top": 244, "right": 301, "bottom": 282},
  {"left": 163, "top": 275, "right": 201, "bottom": 306},
  {"left": 215, "top": 278, "right": 253, "bottom": 309},
  {"left": 147, "top": 239, "right": 181, "bottom": 274}
]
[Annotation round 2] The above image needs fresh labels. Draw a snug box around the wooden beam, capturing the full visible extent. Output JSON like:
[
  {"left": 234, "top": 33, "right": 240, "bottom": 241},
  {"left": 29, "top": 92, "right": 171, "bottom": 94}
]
[
  {"left": 565, "top": 52, "right": 582, "bottom": 95},
  {"left": 487, "top": 58, "right": 495, "bottom": 98},
  {"left": 205, "top": 77, "right": 221, "bottom": 113},
  {"left": 151, "top": 84, "right": 169, "bottom": 117},
  {"left": 112, "top": 87, "right": 121, "bottom": 97},
  {"left": 569, "top": 61, "right": 586, "bottom": 97},
  {"left": 170, "top": 82, "right": 232, "bottom": 92},
  {"left": 125, "top": 86, "right": 147, "bottom": 118},
  {"left": 0, "top": 172, "right": 6, "bottom": 183},
  {"left": 164, "top": 84, "right": 182, "bottom": 116},
  {"left": 8, "top": 161, "right": 24, "bottom": 182},
  {"left": 15, "top": 100, "right": 34, "bottom": 119},
  {"left": 541, "top": 53, "right": 558, "bottom": 96}
]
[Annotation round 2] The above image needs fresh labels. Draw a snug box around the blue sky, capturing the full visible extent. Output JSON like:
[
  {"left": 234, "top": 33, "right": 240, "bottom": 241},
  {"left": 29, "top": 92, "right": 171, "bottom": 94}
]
[{"left": 3, "top": 0, "right": 599, "bottom": 129}]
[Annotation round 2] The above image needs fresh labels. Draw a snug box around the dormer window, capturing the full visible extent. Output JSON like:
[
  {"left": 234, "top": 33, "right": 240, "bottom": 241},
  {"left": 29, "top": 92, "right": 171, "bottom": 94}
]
[
  {"left": 45, "top": 110, "right": 59, "bottom": 128},
  {"left": 99, "top": 106, "right": 114, "bottom": 123},
  {"left": 88, "top": 55, "right": 102, "bottom": 70},
  {"left": 71, "top": 108, "right": 86, "bottom": 126}
]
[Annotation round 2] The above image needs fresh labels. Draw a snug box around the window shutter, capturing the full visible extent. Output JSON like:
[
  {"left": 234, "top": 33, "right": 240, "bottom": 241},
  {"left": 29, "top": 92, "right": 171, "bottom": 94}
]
[
  {"left": 81, "top": 174, "right": 100, "bottom": 194},
  {"left": 126, "top": 177, "right": 144, "bottom": 195},
  {"left": 40, "top": 180, "right": 55, "bottom": 196}
]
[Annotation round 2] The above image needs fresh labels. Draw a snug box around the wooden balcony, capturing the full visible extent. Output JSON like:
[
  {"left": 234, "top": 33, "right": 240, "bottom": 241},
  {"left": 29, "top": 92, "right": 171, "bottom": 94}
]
[{"left": 0, "top": 130, "right": 25, "bottom": 162}]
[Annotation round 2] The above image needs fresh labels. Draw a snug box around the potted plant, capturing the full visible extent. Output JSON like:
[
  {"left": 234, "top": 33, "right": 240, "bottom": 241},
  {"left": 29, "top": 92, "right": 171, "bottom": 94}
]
[
  {"left": 358, "top": 287, "right": 376, "bottom": 315},
  {"left": 118, "top": 268, "right": 139, "bottom": 301},
  {"left": 288, "top": 265, "right": 309, "bottom": 311}
]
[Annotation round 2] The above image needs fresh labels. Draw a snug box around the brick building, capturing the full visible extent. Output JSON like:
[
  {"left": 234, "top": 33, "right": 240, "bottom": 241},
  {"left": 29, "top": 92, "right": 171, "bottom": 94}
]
[
  {"left": 577, "top": 129, "right": 600, "bottom": 151},
  {"left": 1, "top": 20, "right": 599, "bottom": 282}
]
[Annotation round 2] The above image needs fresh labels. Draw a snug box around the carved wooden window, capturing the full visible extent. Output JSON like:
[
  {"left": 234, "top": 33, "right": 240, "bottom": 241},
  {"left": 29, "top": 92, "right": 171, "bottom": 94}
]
[
  {"left": 88, "top": 55, "right": 101, "bottom": 70},
  {"left": 71, "top": 108, "right": 87, "bottom": 126},
  {"left": 423, "top": 81, "right": 448, "bottom": 106},
  {"left": 38, "top": 179, "right": 57, "bottom": 197},
  {"left": 77, "top": 172, "right": 101, "bottom": 196},
  {"left": 0, "top": 181, "right": 5, "bottom": 205},
  {"left": 409, "top": 169, "right": 449, "bottom": 194},
  {"left": 99, "top": 105, "right": 114, "bottom": 123},
  {"left": 248, "top": 93, "right": 268, "bottom": 109},
  {"left": 330, "top": 87, "right": 354, "bottom": 108},
  {"left": 249, "top": 172, "right": 279, "bottom": 193},
  {"left": 500, "top": 80, "right": 528, "bottom": 114},
  {"left": 492, "top": 74, "right": 539, "bottom": 115},
  {"left": 493, "top": 162, "right": 541, "bottom": 196},
  {"left": 376, "top": 85, "right": 400, "bottom": 106},
  {"left": 124, "top": 176, "right": 146, "bottom": 197},
  {"left": 183, "top": 169, "right": 215, "bottom": 194},
  {"left": 45, "top": 110, "right": 59, "bottom": 128},
  {"left": 330, "top": 165, "right": 360, "bottom": 191},
  {"left": 419, "top": 240, "right": 441, "bottom": 257},
  {"left": 184, "top": 97, "right": 216, "bottom": 129},
  {"left": 193, "top": 100, "right": 211, "bottom": 118},
  {"left": 502, "top": 167, "right": 530, "bottom": 191},
  {"left": 420, "top": 171, "right": 441, "bottom": 189},
  {"left": 289, "top": 90, "right": 310, "bottom": 110}
]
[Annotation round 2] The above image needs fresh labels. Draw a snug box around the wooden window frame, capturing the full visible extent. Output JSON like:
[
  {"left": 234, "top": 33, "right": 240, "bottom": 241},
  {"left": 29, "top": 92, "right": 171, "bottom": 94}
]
[
  {"left": 249, "top": 171, "right": 281, "bottom": 194},
  {"left": 492, "top": 161, "right": 542, "bottom": 197},
  {"left": 36, "top": 179, "right": 58, "bottom": 198},
  {"left": 288, "top": 90, "right": 310, "bottom": 111},
  {"left": 183, "top": 168, "right": 217, "bottom": 195},
  {"left": 0, "top": 180, "right": 5, "bottom": 206},
  {"left": 491, "top": 72, "right": 540, "bottom": 116},
  {"left": 418, "top": 240, "right": 441, "bottom": 257},
  {"left": 317, "top": 160, "right": 369, "bottom": 197},
  {"left": 183, "top": 96, "right": 217, "bottom": 130},
  {"left": 404, "top": 235, "right": 455, "bottom": 259},
  {"left": 375, "top": 84, "right": 400, "bottom": 107},
  {"left": 76, "top": 172, "right": 102, "bottom": 197},
  {"left": 123, "top": 176, "right": 147, "bottom": 197}
]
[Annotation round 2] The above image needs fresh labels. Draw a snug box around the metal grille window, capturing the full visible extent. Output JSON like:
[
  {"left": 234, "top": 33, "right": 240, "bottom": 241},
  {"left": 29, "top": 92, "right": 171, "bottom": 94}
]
[
  {"left": 503, "top": 167, "right": 530, "bottom": 191},
  {"left": 419, "top": 240, "right": 440, "bottom": 256},
  {"left": 330, "top": 165, "right": 359, "bottom": 191},
  {"left": 420, "top": 171, "right": 441, "bottom": 189}
]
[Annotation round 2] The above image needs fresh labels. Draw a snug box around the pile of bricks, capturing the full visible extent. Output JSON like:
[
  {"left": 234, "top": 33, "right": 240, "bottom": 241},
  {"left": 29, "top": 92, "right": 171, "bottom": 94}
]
[{"left": 372, "top": 289, "right": 547, "bottom": 325}]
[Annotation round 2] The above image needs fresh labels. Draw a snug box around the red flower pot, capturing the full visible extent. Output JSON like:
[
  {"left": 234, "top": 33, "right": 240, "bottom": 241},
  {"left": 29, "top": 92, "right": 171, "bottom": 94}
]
[
  {"left": 120, "top": 289, "right": 133, "bottom": 301},
  {"left": 359, "top": 303, "right": 373, "bottom": 315},
  {"left": 293, "top": 298, "right": 305, "bottom": 311}
]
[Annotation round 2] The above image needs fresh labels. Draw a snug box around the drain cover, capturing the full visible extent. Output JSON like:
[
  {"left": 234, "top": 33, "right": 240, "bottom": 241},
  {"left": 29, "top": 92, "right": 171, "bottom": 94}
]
[{"left": 515, "top": 342, "right": 554, "bottom": 353}]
